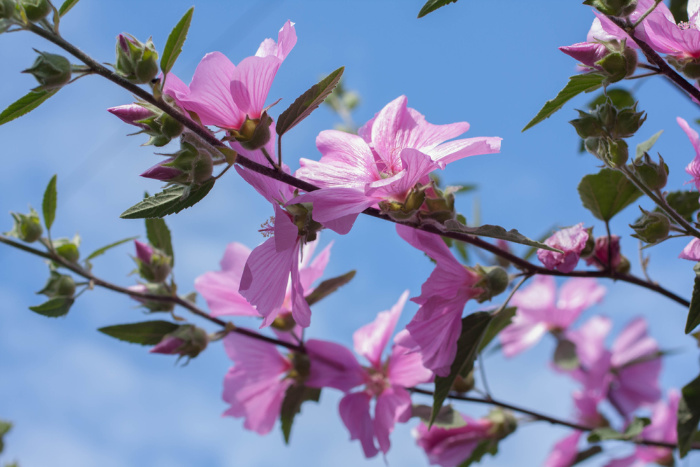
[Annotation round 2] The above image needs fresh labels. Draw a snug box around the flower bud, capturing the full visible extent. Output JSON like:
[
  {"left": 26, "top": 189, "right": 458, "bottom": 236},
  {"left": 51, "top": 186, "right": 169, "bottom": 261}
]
[
  {"left": 570, "top": 111, "right": 606, "bottom": 139},
  {"left": 0, "top": 0, "right": 17, "bottom": 19},
  {"left": 271, "top": 312, "right": 297, "bottom": 332},
  {"left": 596, "top": 45, "right": 637, "bottom": 83},
  {"left": 583, "top": 0, "right": 638, "bottom": 17},
  {"left": 115, "top": 34, "right": 159, "bottom": 84},
  {"left": 38, "top": 271, "right": 76, "bottom": 298},
  {"left": 537, "top": 223, "right": 589, "bottom": 273},
  {"left": 107, "top": 104, "right": 153, "bottom": 130},
  {"left": 472, "top": 265, "right": 509, "bottom": 303},
  {"left": 487, "top": 408, "right": 518, "bottom": 439},
  {"left": 668, "top": 57, "right": 700, "bottom": 80},
  {"left": 560, "top": 42, "right": 609, "bottom": 69},
  {"left": 614, "top": 103, "right": 646, "bottom": 138},
  {"left": 452, "top": 371, "right": 475, "bottom": 394},
  {"left": 140, "top": 158, "right": 186, "bottom": 183},
  {"left": 150, "top": 324, "right": 208, "bottom": 361},
  {"left": 6, "top": 208, "right": 42, "bottom": 243},
  {"left": 633, "top": 153, "right": 668, "bottom": 190},
  {"left": 133, "top": 240, "right": 172, "bottom": 283},
  {"left": 128, "top": 283, "right": 175, "bottom": 312},
  {"left": 52, "top": 236, "right": 80, "bottom": 262},
  {"left": 19, "top": 0, "right": 50, "bottom": 21},
  {"left": 422, "top": 184, "right": 457, "bottom": 224},
  {"left": 229, "top": 113, "right": 272, "bottom": 151},
  {"left": 585, "top": 235, "right": 628, "bottom": 272},
  {"left": 630, "top": 209, "right": 670, "bottom": 244},
  {"left": 285, "top": 202, "right": 323, "bottom": 242},
  {"left": 587, "top": 137, "right": 629, "bottom": 167},
  {"left": 22, "top": 51, "right": 71, "bottom": 90}
]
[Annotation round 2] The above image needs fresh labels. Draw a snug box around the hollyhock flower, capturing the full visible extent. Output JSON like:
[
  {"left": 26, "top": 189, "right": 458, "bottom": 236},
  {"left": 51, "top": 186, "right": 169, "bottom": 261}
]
[
  {"left": 537, "top": 223, "right": 589, "bottom": 273},
  {"left": 590, "top": 0, "right": 664, "bottom": 47},
  {"left": 293, "top": 95, "right": 501, "bottom": 234},
  {"left": 222, "top": 332, "right": 294, "bottom": 435},
  {"left": 584, "top": 235, "right": 623, "bottom": 270},
  {"left": 305, "top": 292, "right": 433, "bottom": 458},
  {"left": 499, "top": 276, "right": 605, "bottom": 358},
  {"left": 642, "top": 1, "right": 700, "bottom": 59},
  {"left": 678, "top": 116, "right": 700, "bottom": 190},
  {"left": 395, "top": 224, "right": 487, "bottom": 376},
  {"left": 680, "top": 237, "right": 700, "bottom": 260},
  {"left": 163, "top": 20, "right": 296, "bottom": 130},
  {"left": 413, "top": 416, "right": 496, "bottom": 467},
  {"left": 194, "top": 238, "right": 331, "bottom": 319}
]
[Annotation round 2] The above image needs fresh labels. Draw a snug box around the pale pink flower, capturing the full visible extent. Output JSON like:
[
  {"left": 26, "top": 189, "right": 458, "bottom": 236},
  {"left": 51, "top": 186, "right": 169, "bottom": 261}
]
[
  {"left": 590, "top": 0, "right": 664, "bottom": 47},
  {"left": 499, "top": 276, "right": 605, "bottom": 357},
  {"left": 221, "top": 332, "right": 293, "bottom": 435},
  {"left": 678, "top": 116, "right": 700, "bottom": 190},
  {"left": 194, "top": 239, "right": 331, "bottom": 319},
  {"left": 537, "top": 223, "right": 589, "bottom": 273},
  {"left": 163, "top": 21, "right": 296, "bottom": 130},
  {"left": 305, "top": 292, "right": 433, "bottom": 457},
  {"left": 585, "top": 235, "right": 622, "bottom": 270},
  {"left": 413, "top": 416, "right": 496, "bottom": 467},
  {"left": 293, "top": 95, "right": 501, "bottom": 234},
  {"left": 543, "top": 431, "right": 583, "bottom": 467},
  {"left": 680, "top": 237, "right": 700, "bottom": 260},
  {"left": 395, "top": 224, "right": 484, "bottom": 376}
]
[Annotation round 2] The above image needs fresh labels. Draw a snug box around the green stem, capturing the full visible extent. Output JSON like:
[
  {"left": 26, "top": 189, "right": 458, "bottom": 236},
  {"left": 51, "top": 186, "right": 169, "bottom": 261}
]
[{"left": 631, "top": 0, "right": 662, "bottom": 29}]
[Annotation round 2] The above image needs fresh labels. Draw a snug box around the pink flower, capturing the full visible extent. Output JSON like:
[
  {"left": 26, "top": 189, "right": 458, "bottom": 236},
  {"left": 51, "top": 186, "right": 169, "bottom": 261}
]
[
  {"left": 590, "top": 0, "right": 664, "bottom": 47},
  {"left": 163, "top": 21, "right": 296, "bottom": 130},
  {"left": 395, "top": 224, "right": 484, "bottom": 376},
  {"left": 499, "top": 276, "right": 605, "bottom": 357},
  {"left": 221, "top": 332, "right": 293, "bottom": 435},
  {"left": 543, "top": 431, "right": 583, "bottom": 467},
  {"left": 537, "top": 223, "right": 589, "bottom": 273},
  {"left": 305, "top": 292, "right": 433, "bottom": 457},
  {"left": 293, "top": 96, "right": 501, "bottom": 234},
  {"left": 680, "top": 237, "right": 700, "bottom": 260},
  {"left": 194, "top": 239, "right": 331, "bottom": 319},
  {"left": 678, "top": 117, "right": 700, "bottom": 190},
  {"left": 559, "top": 42, "right": 610, "bottom": 69},
  {"left": 642, "top": 1, "right": 700, "bottom": 59},
  {"left": 413, "top": 417, "right": 496, "bottom": 467},
  {"left": 584, "top": 235, "right": 622, "bottom": 270}
]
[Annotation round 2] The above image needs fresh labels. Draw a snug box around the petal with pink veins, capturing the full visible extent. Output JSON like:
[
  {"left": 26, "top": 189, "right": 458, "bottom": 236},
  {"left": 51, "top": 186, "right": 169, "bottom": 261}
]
[
  {"left": 339, "top": 392, "right": 379, "bottom": 458},
  {"left": 353, "top": 291, "right": 409, "bottom": 368},
  {"left": 374, "top": 386, "right": 412, "bottom": 454},
  {"left": 305, "top": 339, "right": 366, "bottom": 392}
]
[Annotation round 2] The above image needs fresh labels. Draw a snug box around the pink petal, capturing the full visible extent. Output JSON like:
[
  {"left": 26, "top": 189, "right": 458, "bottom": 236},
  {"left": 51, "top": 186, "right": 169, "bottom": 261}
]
[
  {"left": 230, "top": 55, "right": 281, "bottom": 120},
  {"left": 537, "top": 223, "right": 589, "bottom": 273},
  {"left": 510, "top": 275, "right": 557, "bottom": 317},
  {"left": 339, "top": 392, "right": 379, "bottom": 458},
  {"left": 559, "top": 42, "right": 609, "bottom": 68},
  {"left": 353, "top": 291, "right": 409, "bottom": 368},
  {"left": 299, "top": 241, "right": 332, "bottom": 291},
  {"left": 388, "top": 148, "right": 440, "bottom": 197},
  {"left": 553, "top": 278, "right": 605, "bottom": 328},
  {"left": 305, "top": 339, "right": 366, "bottom": 392},
  {"left": 374, "top": 386, "right": 412, "bottom": 454},
  {"left": 543, "top": 431, "right": 582, "bottom": 467},
  {"left": 425, "top": 136, "right": 502, "bottom": 168},
  {"left": 292, "top": 188, "right": 377, "bottom": 234},
  {"left": 499, "top": 320, "right": 548, "bottom": 358},
  {"left": 290, "top": 250, "right": 312, "bottom": 328},
  {"left": 567, "top": 316, "right": 612, "bottom": 370},
  {"left": 611, "top": 318, "right": 657, "bottom": 367},
  {"left": 195, "top": 270, "right": 259, "bottom": 317},
  {"left": 235, "top": 163, "right": 293, "bottom": 205},
  {"left": 255, "top": 20, "right": 297, "bottom": 61},
  {"left": 371, "top": 96, "right": 411, "bottom": 172},
  {"left": 680, "top": 238, "right": 700, "bottom": 261},
  {"left": 609, "top": 359, "right": 662, "bottom": 417},
  {"left": 273, "top": 205, "right": 299, "bottom": 252},
  {"left": 396, "top": 224, "right": 464, "bottom": 277},
  {"left": 387, "top": 337, "right": 434, "bottom": 387}
]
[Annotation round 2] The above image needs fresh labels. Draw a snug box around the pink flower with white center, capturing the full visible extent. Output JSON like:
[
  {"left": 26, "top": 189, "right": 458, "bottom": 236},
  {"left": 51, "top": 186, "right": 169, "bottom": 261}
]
[
  {"left": 678, "top": 117, "right": 700, "bottom": 191},
  {"left": 413, "top": 416, "right": 496, "bottom": 467},
  {"left": 221, "top": 332, "right": 293, "bottom": 435},
  {"left": 163, "top": 21, "right": 296, "bottom": 130},
  {"left": 590, "top": 0, "right": 663, "bottom": 47},
  {"left": 642, "top": 1, "right": 700, "bottom": 59},
  {"left": 537, "top": 223, "right": 589, "bottom": 273},
  {"left": 293, "top": 95, "right": 501, "bottom": 234},
  {"left": 395, "top": 224, "right": 484, "bottom": 376},
  {"left": 499, "top": 276, "right": 605, "bottom": 358},
  {"left": 194, "top": 238, "right": 331, "bottom": 319},
  {"left": 305, "top": 291, "right": 433, "bottom": 458}
]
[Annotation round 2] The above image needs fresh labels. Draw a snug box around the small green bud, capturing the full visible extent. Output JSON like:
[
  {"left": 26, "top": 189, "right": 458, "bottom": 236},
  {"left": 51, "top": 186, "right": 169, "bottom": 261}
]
[
  {"left": 52, "top": 236, "right": 80, "bottom": 262},
  {"left": 487, "top": 408, "right": 518, "bottom": 439},
  {"left": 630, "top": 208, "right": 671, "bottom": 244},
  {"left": 6, "top": 208, "right": 42, "bottom": 242},
  {"left": 616, "top": 255, "right": 631, "bottom": 274},
  {"left": 452, "top": 372, "right": 475, "bottom": 394},
  {"left": 38, "top": 271, "right": 76, "bottom": 298},
  {"left": 151, "top": 324, "right": 208, "bottom": 361},
  {"left": 615, "top": 103, "right": 646, "bottom": 138},
  {"left": 23, "top": 51, "right": 72, "bottom": 90},
  {"left": 422, "top": 185, "right": 457, "bottom": 224},
  {"left": 19, "top": 0, "right": 50, "bottom": 21},
  {"left": 115, "top": 34, "right": 159, "bottom": 84},
  {"left": 596, "top": 46, "right": 637, "bottom": 83},
  {"left": 158, "top": 113, "right": 184, "bottom": 138},
  {"left": 668, "top": 57, "right": 700, "bottom": 80},
  {"left": 570, "top": 110, "right": 606, "bottom": 139},
  {"left": 583, "top": 0, "right": 637, "bottom": 17},
  {"left": 0, "top": 0, "right": 17, "bottom": 19},
  {"left": 633, "top": 153, "right": 668, "bottom": 190},
  {"left": 229, "top": 114, "right": 272, "bottom": 151},
  {"left": 473, "top": 265, "right": 509, "bottom": 303}
]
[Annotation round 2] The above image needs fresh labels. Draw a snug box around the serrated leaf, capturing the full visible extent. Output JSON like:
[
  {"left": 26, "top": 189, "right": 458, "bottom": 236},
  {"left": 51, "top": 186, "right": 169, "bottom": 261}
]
[
  {"left": 120, "top": 180, "right": 215, "bottom": 219},
  {"left": 478, "top": 306, "right": 516, "bottom": 352},
  {"left": 588, "top": 417, "right": 650, "bottom": 442},
  {"left": 431, "top": 312, "right": 492, "bottom": 426},
  {"left": 553, "top": 339, "right": 579, "bottom": 371},
  {"left": 0, "top": 89, "right": 59, "bottom": 126},
  {"left": 443, "top": 220, "right": 562, "bottom": 252},
  {"left": 98, "top": 320, "right": 180, "bottom": 345},
  {"left": 635, "top": 130, "right": 663, "bottom": 161},
  {"left": 280, "top": 384, "right": 321, "bottom": 444},
  {"left": 276, "top": 67, "right": 344, "bottom": 137},
  {"left": 29, "top": 297, "right": 74, "bottom": 317},
  {"left": 58, "top": 0, "right": 79, "bottom": 16},
  {"left": 412, "top": 404, "right": 466, "bottom": 428},
  {"left": 417, "top": 0, "right": 459, "bottom": 18},
  {"left": 523, "top": 74, "right": 605, "bottom": 131},
  {"left": 160, "top": 7, "right": 194, "bottom": 77},
  {"left": 686, "top": 264, "right": 700, "bottom": 334},
  {"left": 661, "top": 191, "right": 700, "bottom": 222},
  {"left": 85, "top": 236, "right": 138, "bottom": 262},
  {"left": 304, "top": 270, "right": 355, "bottom": 306},
  {"left": 577, "top": 168, "right": 642, "bottom": 221},
  {"left": 679, "top": 373, "right": 700, "bottom": 457},
  {"left": 42, "top": 174, "right": 57, "bottom": 231},
  {"left": 145, "top": 218, "right": 174, "bottom": 264}
]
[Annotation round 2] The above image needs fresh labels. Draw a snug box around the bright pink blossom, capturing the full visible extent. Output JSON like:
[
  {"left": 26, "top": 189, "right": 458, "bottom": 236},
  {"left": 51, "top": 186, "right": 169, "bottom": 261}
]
[
  {"left": 642, "top": 1, "right": 700, "bottom": 59},
  {"left": 678, "top": 116, "right": 700, "bottom": 190},
  {"left": 293, "top": 96, "right": 501, "bottom": 234},
  {"left": 537, "top": 223, "right": 589, "bottom": 273},
  {"left": 305, "top": 292, "right": 433, "bottom": 458},
  {"left": 395, "top": 224, "right": 484, "bottom": 376},
  {"left": 590, "top": 0, "right": 663, "bottom": 47},
  {"left": 163, "top": 21, "right": 296, "bottom": 130},
  {"left": 499, "top": 276, "right": 605, "bottom": 357},
  {"left": 221, "top": 332, "right": 293, "bottom": 435},
  {"left": 413, "top": 416, "right": 496, "bottom": 467}
]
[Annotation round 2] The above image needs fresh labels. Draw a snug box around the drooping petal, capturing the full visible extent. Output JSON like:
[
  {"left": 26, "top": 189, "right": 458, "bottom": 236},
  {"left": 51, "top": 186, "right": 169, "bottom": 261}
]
[
  {"left": 289, "top": 249, "right": 312, "bottom": 327},
  {"left": 299, "top": 241, "right": 332, "bottom": 291},
  {"left": 374, "top": 386, "right": 412, "bottom": 454},
  {"left": 610, "top": 318, "right": 657, "bottom": 368},
  {"left": 610, "top": 358, "right": 662, "bottom": 418},
  {"left": 414, "top": 417, "right": 494, "bottom": 467},
  {"left": 305, "top": 339, "right": 366, "bottom": 392},
  {"left": 387, "top": 336, "right": 434, "bottom": 387},
  {"left": 195, "top": 270, "right": 259, "bottom": 317},
  {"left": 509, "top": 275, "right": 557, "bottom": 316},
  {"left": 396, "top": 224, "right": 465, "bottom": 278},
  {"left": 339, "top": 392, "right": 379, "bottom": 458},
  {"left": 679, "top": 117, "right": 700, "bottom": 188},
  {"left": 353, "top": 291, "right": 409, "bottom": 368},
  {"left": 255, "top": 20, "right": 297, "bottom": 61}
]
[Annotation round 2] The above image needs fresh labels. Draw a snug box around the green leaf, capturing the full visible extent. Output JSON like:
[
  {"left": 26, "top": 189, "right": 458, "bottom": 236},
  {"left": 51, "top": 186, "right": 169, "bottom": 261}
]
[
  {"left": 571, "top": 446, "right": 603, "bottom": 466},
  {"left": 160, "top": 7, "right": 194, "bottom": 77},
  {"left": 431, "top": 312, "right": 492, "bottom": 426},
  {"left": 58, "top": 0, "right": 80, "bottom": 16},
  {"left": 523, "top": 74, "right": 605, "bottom": 131},
  {"left": 98, "top": 320, "right": 180, "bottom": 346},
  {"left": 661, "top": 191, "right": 700, "bottom": 222},
  {"left": 120, "top": 180, "right": 215, "bottom": 219},
  {"left": 0, "top": 419, "right": 11, "bottom": 454},
  {"left": 0, "top": 89, "right": 59, "bottom": 126},
  {"left": 478, "top": 306, "right": 516, "bottom": 352},
  {"left": 588, "top": 417, "right": 650, "bottom": 442},
  {"left": 443, "top": 220, "right": 562, "bottom": 252},
  {"left": 276, "top": 67, "right": 344, "bottom": 137},
  {"left": 42, "top": 174, "right": 57, "bottom": 231},
  {"left": 305, "top": 270, "right": 355, "bottom": 307},
  {"left": 417, "top": 0, "right": 459, "bottom": 18},
  {"left": 29, "top": 297, "right": 74, "bottom": 317},
  {"left": 577, "top": 168, "right": 642, "bottom": 221},
  {"left": 452, "top": 184, "right": 477, "bottom": 195},
  {"left": 553, "top": 339, "right": 579, "bottom": 371},
  {"left": 635, "top": 130, "right": 663, "bottom": 161},
  {"left": 686, "top": 264, "right": 700, "bottom": 334},
  {"left": 412, "top": 404, "right": 466, "bottom": 428},
  {"left": 280, "top": 384, "right": 321, "bottom": 444},
  {"left": 85, "top": 236, "right": 138, "bottom": 262},
  {"left": 678, "top": 373, "right": 700, "bottom": 457},
  {"left": 145, "top": 218, "right": 174, "bottom": 264}
]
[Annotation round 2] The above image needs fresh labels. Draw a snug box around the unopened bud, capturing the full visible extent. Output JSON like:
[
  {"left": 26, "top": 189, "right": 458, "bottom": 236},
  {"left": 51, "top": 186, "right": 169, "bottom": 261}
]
[
  {"left": 133, "top": 240, "right": 172, "bottom": 283},
  {"left": 128, "top": 283, "right": 175, "bottom": 312},
  {"left": 570, "top": 111, "right": 606, "bottom": 139},
  {"left": 7, "top": 209, "right": 42, "bottom": 242},
  {"left": 108, "top": 104, "right": 153, "bottom": 130},
  {"left": 452, "top": 371, "right": 475, "bottom": 393},
  {"left": 630, "top": 209, "right": 670, "bottom": 244},
  {"left": 150, "top": 324, "right": 208, "bottom": 361},
  {"left": 271, "top": 312, "right": 297, "bottom": 332},
  {"left": 614, "top": 103, "right": 646, "bottom": 138},
  {"left": 633, "top": 153, "right": 668, "bottom": 190},
  {"left": 487, "top": 408, "right": 518, "bottom": 439},
  {"left": 115, "top": 34, "right": 159, "bottom": 84},
  {"left": 23, "top": 51, "right": 71, "bottom": 90},
  {"left": 473, "top": 265, "right": 509, "bottom": 303},
  {"left": 560, "top": 42, "right": 609, "bottom": 69},
  {"left": 229, "top": 114, "right": 272, "bottom": 151},
  {"left": 0, "top": 0, "right": 17, "bottom": 19},
  {"left": 583, "top": 0, "right": 637, "bottom": 17},
  {"left": 668, "top": 57, "right": 700, "bottom": 80},
  {"left": 38, "top": 271, "right": 76, "bottom": 298},
  {"left": 52, "top": 236, "right": 80, "bottom": 262},
  {"left": 19, "top": 0, "right": 50, "bottom": 21},
  {"left": 596, "top": 45, "right": 637, "bottom": 83}
]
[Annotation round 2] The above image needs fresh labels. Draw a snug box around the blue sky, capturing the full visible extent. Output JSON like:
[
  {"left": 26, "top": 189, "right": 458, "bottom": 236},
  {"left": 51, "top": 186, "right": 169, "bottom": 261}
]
[{"left": 1, "top": 0, "right": 699, "bottom": 465}]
